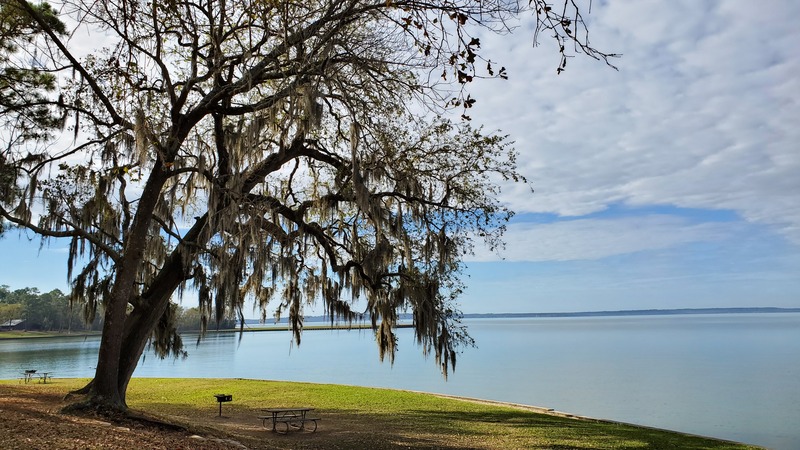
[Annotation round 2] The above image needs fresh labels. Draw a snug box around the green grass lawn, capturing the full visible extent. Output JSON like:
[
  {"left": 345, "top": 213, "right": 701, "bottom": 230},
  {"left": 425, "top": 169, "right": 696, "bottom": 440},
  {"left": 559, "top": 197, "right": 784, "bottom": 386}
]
[{"left": 2, "top": 377, "right": 761, "bottom": 449}]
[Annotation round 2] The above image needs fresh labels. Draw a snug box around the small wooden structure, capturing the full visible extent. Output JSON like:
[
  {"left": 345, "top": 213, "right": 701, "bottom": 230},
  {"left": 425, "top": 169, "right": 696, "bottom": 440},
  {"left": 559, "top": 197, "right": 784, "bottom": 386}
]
[{"left": 0, "top": 319, "right": 25, "bottom": 331}]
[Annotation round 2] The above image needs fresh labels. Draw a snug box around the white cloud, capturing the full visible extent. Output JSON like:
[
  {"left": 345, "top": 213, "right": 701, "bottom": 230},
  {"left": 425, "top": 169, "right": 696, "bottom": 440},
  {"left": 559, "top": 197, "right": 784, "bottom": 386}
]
[
  {"left": 469, "top": 215, "right": 739, "bottom": 262},
  {"left": 468, "top": 0, "right": 800, "bottom": 243}
]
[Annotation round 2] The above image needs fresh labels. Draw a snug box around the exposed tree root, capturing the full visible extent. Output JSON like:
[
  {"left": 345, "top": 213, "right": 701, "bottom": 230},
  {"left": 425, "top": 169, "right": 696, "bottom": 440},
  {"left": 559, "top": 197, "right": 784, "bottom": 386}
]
[
  {"left": 60, "top": 396, "right": 127, "bottom": 418},
  {"left": 60, "top": 397, "right": 190, "bottom": 433}
]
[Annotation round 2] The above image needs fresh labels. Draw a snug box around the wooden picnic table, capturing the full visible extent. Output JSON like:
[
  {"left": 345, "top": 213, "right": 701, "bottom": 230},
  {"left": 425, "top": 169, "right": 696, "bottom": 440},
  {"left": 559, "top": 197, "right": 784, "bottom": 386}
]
[
  {"left": 259, "top": 407, "right": 318, "bottom": 433},
  {"left": 20, "top": 370, "right": 53, "bottom": 384},
  {"left": 21, "top": 371, "right": 53, "bottom": 383}
]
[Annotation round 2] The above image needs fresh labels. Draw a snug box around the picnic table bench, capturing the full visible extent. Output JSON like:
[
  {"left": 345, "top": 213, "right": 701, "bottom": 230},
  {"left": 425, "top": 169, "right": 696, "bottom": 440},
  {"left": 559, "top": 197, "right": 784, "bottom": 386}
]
[{"left": 258, "top": 407, "right": 319, "bottom": 433}]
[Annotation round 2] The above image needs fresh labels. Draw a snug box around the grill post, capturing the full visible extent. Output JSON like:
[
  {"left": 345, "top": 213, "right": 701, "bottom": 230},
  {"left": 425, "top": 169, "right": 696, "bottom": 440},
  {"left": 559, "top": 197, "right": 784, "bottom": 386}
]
[{"left": 213, "top": 394, "right": 232, "bottom": 417}]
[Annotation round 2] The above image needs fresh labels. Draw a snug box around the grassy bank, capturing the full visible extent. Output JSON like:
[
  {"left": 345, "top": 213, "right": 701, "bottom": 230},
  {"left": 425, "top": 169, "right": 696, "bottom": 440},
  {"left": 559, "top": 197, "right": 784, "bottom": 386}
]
[
  {"left": 0, "top": 378, "right": 760, "bottom": 449},
  {"left": 0, "top": 330, "right": 100, "bottom": 339}
]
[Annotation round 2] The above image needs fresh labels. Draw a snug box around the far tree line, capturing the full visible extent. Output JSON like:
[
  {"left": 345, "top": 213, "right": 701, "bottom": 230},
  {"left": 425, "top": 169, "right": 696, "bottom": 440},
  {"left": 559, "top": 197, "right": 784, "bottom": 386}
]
[{"left": 0, "top": 286, "right": 234, "bottom": 332}]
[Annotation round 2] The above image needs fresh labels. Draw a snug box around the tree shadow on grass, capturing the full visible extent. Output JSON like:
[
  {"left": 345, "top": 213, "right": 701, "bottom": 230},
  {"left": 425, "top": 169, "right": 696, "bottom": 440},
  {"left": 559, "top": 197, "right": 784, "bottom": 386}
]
[
  {"left": 185, "top": 405, "right": 760, "bottom": 450},
  {"left": 395, "top": 408, "right": 761, "bottom": 450}
]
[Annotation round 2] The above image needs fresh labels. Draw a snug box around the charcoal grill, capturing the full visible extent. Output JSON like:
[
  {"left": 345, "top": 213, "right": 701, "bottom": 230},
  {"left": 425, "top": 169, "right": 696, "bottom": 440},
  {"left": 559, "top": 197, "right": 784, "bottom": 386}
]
[{"left": 213, "top": 394, "right": 232, "bottom": 416}]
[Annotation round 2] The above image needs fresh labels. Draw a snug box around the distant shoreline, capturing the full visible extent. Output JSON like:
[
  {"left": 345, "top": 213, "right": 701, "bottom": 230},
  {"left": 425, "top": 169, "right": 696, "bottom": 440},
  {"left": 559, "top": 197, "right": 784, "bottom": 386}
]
[
  {"left": 459, "top": 306, "right": 800, "bottom": 319},
  {"left": 3, "top": 307, "right": 796, "bottom": 339},
  {"left": 242, "top": 306, "right": 800, "bottom": 326},
  {"left": 196, "top": 307, "right": 800, "bottom": 333},
  {"left": 0, "top": 330, "right": 100, "bottom": 340}
]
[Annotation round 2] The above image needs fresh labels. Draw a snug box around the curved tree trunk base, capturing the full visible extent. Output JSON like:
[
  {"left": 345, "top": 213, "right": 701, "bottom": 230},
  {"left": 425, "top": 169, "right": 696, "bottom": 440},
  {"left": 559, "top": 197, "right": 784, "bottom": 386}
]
[
  {"left": 64, "top": 379, "right": 95, "bottom": 399},
  {"left": 60, "top": 394, "right": 127, "bottom": 418}
]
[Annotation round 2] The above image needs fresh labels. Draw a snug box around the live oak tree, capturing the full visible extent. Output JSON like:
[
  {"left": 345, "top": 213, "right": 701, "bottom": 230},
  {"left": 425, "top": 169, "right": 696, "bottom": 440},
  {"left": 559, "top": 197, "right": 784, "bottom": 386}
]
[{"left": 0, "top": 0, "right": 614, "bottom": 412}]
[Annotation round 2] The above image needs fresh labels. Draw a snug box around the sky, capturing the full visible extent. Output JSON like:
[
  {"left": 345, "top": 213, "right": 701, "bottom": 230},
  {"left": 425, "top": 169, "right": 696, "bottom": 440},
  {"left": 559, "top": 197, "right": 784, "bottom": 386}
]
[{"left": 1, "top": 0, "right": 799, "bottom": 314}]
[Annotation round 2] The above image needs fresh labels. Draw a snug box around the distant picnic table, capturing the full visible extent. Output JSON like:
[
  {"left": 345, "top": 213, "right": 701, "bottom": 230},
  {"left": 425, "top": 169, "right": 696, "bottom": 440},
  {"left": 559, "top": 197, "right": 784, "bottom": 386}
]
[
  {"left": 259, "top": 407, "right": 319, "bottom": 433},
  {"left": 20, "top": 370, "right": 52, "bottom": 384}
]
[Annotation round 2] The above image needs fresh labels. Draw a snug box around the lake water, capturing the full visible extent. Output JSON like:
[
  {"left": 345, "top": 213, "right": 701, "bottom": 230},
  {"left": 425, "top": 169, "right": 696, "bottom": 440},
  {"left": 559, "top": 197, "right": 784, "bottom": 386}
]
[{"left": 2, "top": 313, "right": 799, "bottom": 449}]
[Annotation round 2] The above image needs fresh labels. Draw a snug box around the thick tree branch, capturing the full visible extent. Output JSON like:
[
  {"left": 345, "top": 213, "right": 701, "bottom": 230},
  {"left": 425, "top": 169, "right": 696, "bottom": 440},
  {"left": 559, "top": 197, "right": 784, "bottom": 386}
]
[{"left": 0, "top": 203, "right": 122, "bottom": 263}]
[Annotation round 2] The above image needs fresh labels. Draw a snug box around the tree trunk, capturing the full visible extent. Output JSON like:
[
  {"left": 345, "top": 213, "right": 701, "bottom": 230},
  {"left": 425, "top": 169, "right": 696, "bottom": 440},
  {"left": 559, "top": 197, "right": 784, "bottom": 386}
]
[
  {"left": 88, "top": 277, "right": 132, "bottom": 410},
  {"left": 116, "top": 267, "right": 186, "bottom": 403},
  {"left": 116, "top": 296, "right": 171, "bottom": 403},
  {"left": 82, "top": 165, "right": 168, "bottom": 411},
  {"left": 79, "top": 127, "right": 277, "bottom": 410},
  {"left": 115, "top": 218, "right": 209, "bottom": 403}
]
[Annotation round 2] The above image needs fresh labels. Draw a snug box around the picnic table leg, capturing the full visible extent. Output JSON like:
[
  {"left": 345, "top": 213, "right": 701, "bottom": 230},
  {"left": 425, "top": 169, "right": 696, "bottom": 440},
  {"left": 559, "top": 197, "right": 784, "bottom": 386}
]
[{"left": 276, "top": 420, "right": 290, "bottom": 434}]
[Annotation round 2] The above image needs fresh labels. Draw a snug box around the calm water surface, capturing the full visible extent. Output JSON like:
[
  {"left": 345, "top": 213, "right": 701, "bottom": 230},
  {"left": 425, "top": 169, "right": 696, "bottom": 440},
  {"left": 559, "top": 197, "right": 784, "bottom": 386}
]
[{"left": 2, "top": 313, "right": 798, "bottom": 449}]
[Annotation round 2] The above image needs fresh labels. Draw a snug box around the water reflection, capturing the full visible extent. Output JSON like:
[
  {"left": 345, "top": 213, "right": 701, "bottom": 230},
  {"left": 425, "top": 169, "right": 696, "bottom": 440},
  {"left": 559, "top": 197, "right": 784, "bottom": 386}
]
[{"left": 1, "top": 335, "right": 100, "bottom": 377}]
